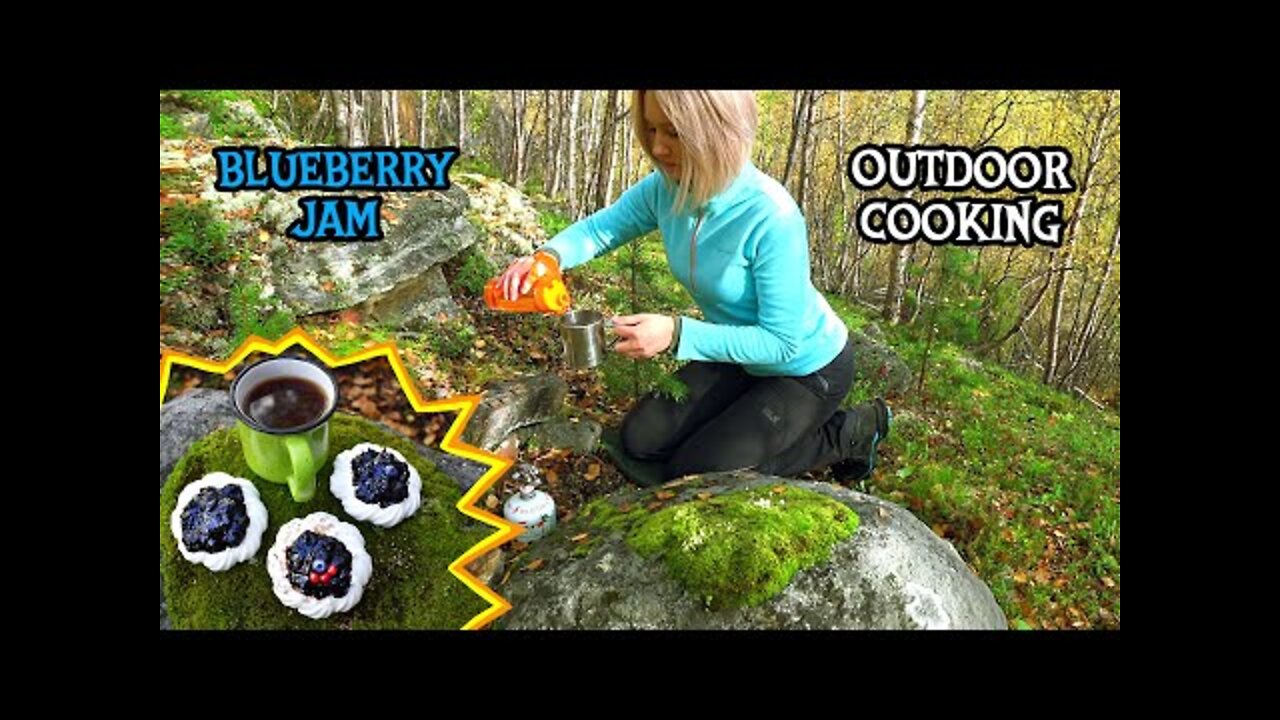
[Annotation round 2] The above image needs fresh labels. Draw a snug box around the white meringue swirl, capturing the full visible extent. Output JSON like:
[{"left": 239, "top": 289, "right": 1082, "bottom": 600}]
[{"left": 170, "top": 473, "right": 269, "bottom": 573}]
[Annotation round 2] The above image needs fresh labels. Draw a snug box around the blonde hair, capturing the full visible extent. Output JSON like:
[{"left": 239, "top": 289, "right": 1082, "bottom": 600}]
[{"left": 632, "top": 90, "right": 758, "bottom": 212}]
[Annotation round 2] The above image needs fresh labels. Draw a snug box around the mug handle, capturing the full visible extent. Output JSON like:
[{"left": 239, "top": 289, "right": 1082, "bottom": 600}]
[{"left": 284, "top": 435, "right": 318, "bottom": 502}]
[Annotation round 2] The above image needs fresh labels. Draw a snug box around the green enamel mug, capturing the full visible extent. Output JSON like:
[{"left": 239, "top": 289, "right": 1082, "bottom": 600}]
[{"left": 230, "top": 357, "right": 337, "bottom": 502}]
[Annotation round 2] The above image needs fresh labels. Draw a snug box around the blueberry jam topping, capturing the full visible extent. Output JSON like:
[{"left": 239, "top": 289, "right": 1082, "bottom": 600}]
[
  {"left": 180, "top": 485, "right": 250, "bottom": 554},
  {"left": 286, "top": 531, "right": 354, "bottom": 598},
  {"left": 351, "top": 449, "right": 411, "bottom": 507}
]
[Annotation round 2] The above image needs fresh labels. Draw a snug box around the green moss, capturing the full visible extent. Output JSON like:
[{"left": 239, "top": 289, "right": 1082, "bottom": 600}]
[
  {"left": 160, "top": 413, "right": 490, "bottom": 629},
  {"left": 583, "top": 497, "right": 644, "bottom": 532},
  {"left": 452, "top": 247, "right": 497, "bottom": 296},
  {"left": 160, "top": 201, "right": 233, "bottom": 268},
  {"left": 570, "top": 539, "right": 598, "bottom": 558},
  {"left": 164, "top": 91, "right": 269, "bottom": 139},
  {"left": 160, "top": 113, "right": 186, "bottom": 139},
  {"left": 595, "top": 487, "right": 859, "bottom": 610},
  {"left": 227, "top": 282, "right": 295, "bottom": 347}
]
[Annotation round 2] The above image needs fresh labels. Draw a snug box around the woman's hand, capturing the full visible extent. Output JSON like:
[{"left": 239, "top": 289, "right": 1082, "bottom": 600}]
[
  {"left": 498, "top": 253, "right": 563, "bottom": 300},
  {"left": 612, "top": 314, "right": 674, "bottom": 359},
  {"left": 498, "top": 256, "right": 537, "bottom": 301}
]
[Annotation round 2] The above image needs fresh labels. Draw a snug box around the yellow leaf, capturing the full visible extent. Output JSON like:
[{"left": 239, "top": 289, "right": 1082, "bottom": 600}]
[
  {"left": 570, "top": 533, "right": 590, "bottom": 543},
  {"left": 484, "top": 494, "right": 499, "bottom": 510},
  {"left": 771, "top": 486, "right": 787, "bottom": 494},
  {"left": 584, "top": 463, "right": 601, "bottom": 481},
  {"left": 1102, "top": 576, "right": 1116, "bottom": 589},
  {"left": 523, "top": 558, "right": 545, "bottom": 572},
  {"left": 258, "top": 229, "right": 270, "bottom": 242},
  {"left": 1013, "top": 571, "right": 1028, "bottom": 584},
  {"left": 696, "top": 492, "right": 713, "bottom": 501}
]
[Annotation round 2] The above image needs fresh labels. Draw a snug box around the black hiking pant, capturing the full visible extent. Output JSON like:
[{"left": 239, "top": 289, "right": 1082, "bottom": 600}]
[{"left": 621, "top": 339, "right": 855, "bottom": 481}]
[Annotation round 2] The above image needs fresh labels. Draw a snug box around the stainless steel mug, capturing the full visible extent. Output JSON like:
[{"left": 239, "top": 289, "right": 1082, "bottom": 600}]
[{"left": 561, "top": 310, "right": 613, "bottom": 369}]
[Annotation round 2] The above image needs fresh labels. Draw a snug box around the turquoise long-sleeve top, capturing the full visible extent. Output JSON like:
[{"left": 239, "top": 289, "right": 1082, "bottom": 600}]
[{"left": 543, "top": 163, "right": 848, "bottom": 376}]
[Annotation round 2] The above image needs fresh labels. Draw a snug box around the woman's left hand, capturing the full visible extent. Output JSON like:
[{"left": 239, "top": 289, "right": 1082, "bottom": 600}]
[{"left": 611, "top": 314, "right": 674, "bottom": 359}]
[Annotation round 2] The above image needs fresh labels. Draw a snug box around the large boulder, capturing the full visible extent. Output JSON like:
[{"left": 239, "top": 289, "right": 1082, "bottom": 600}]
[
  {"left": 160, "top": 389, "right": 239, "bottom": 491},
  {"left": 269, "top": 188, "right": 477, "bottom": 321},
  {"left": 160, "top": 413, "right": 492, "bottom": 629},
  {"left": 850, "top": 328, "right": 914, "bottom": 399},
  {"left": 460, "top": 374, "right": 569, "bottom": 451},
  {"left": 513, "top": 417, "right": 602, "bottom": 455},
  {"left": 453, "top": 172, "right": 548, "bottom": 270},
  {"left": 497, "top": 472, "right": 1006, "bottom": 630}
]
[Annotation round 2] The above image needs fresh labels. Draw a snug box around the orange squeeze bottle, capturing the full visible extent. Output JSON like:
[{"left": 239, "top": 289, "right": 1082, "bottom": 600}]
[{"left": 483, "top": 251, "right": 571, "bottom": 314}]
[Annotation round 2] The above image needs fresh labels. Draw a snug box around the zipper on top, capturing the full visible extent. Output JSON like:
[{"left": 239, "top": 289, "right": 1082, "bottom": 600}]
[{"left": 690, "top": 211, "right": 705, "bottom": 295}]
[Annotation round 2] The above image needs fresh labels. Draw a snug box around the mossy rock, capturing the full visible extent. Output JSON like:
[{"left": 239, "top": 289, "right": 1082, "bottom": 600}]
[
  {"left": 499, "top": 472, "right": 1007, "bottom": 629},
  {"left": 160, "top": 413, "right": 490, "bottom": 629},
  {"left": 587, "top": 484, "right": 857, "bottom": 610}
]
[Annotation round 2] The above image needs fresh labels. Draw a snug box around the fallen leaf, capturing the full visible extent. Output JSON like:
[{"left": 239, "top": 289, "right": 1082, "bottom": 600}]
[
  {"left": 339, "top": 310, "right": 361, "bottom": 325},
  {"left": 1013, "top": 571, "right": 1028, "bottom": 584},
  {"left": 546, "top": 469, "right": 559, "bottom": 485},
  {"left": 655, "top": 490, "right": 676, "bottom": 500},
  {"left": 617, "top": 502, "right": 634, "bottom": 513},
  {"left": 877, "top": 507, "right": 890, "bottom": 519},
  {"left": 646, "top": 501, "right": 666, "bottom": 511},
  {"left": 529, "top": 349, "right": 546, "bottom": 360},
  {"left": 523, "top": 558, "right": 545, "bottom": 572},
  {"left": 510, "top": 540, "right": 528, "bottom": 552},
  {"left": 585, "top": 463, "right": 601, "bottom": 481},
  {"left": 352, "top": 396, "right": 379, "bottom": 418},
  {"left": 932, "top": 524, "right": 948, "bottom": 538},
  {"left": 484, "top": 494, "right": 499, "bottom": 510},
  {"left": 258, "top": 229, "right": 270, "bottom": 242},
  {"left": 696, "top": 492, "right": 713, "bottom": 501},
  {"left": 771, "top": 486, "right": 787, "bottom": 494},
  {"left": 570, "top": 533, "right": 590, "bottom": 543},
  {"left": 1102, "top": 576, "right": 1116, "bottom": 589},
  {"left": 1034, "top": 567, "right": 1052, "bottom": 584},
  {"left": 474, "top": 338, "right": 487, "bottom": 349}
]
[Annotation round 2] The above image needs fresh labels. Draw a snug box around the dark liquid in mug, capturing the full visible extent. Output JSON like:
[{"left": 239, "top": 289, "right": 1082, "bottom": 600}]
[{"left": 245, "top": 377, "right": 329, "bottom": 430}]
